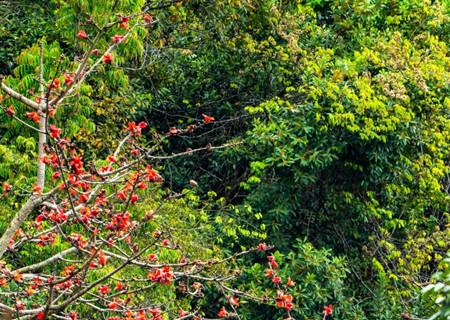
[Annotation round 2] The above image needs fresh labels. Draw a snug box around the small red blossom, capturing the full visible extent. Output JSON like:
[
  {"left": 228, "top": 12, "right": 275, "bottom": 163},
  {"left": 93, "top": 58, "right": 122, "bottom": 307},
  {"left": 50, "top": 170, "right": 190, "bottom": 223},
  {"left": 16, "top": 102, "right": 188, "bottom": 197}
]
[
  {"left": 286, "top": 277, "right": 295, "bottom": 287},
  {"left": 119, "top": 21, "right": 128, "bottom": 29},
  {"left": 265, "top": 269, "right": 274, "bottom": 278},
  {"left": 6, "top": 106, "right": 15, "bottom": 116},
  {"left": 49, "top": 125, "right": 61, "bottom": 138},
  {"left": 130, "top": 194, "right": 138, "bottom": 204},
  {"left": 143, "top": 14, "right": 153, "bottom": 23},
  {"left": 37, "top": 312, "right": 46, "bottom": 320},
  {"left": 78, "top": 194, "right": 88, "bottom": 203},
  {"left": 117, "top": 190, "right": 127, "bottom": 201},
  {"left": 32, "top": 184, "right": 42, "bottom": 195},
  {"left": 148, "top": 253, "right": 157, "bottom": 261},
  {"left": 98, "top": 285, "right": 111, "bottom": 295},
  {"left": 179, "top": 309, "right": 189, "bottom": 317},
  {"left": 108, "top": 155, "right": 117, "bottom": 163},
  {"left": 26, "top": 112, "right": 40, "bottom": 123},
  {"left": 272, "top": 276, "right": 281, "bottom": 284},
  {"left": 257, "top": 243, "right": 268, "bottom": 251},
  {"left": 64, "top": 73, "right": 74, "bottom": 85},
  {"left": 218, "top": 306, "right": 228, "bottom": 318},
  {"left": 98, "top": 252, "right": 107, "bottom": 266},
  {"left": 115, "top": 282, "right": 124, "bottom": 291},
  {"left": 267, "top": 255, "right": 278, "bottom": 269},
  {"left": 50, "top": 78, "right": 60, "bottom": 90},
  {"left": 103, "top": 52, "right": 113, "bottom": 64},
  {"left": 3, "top": 182, "right": 11, "bottom": 193},
  {"left": 202, "top": 113, "right": 215, "bottom": 123},
  {"left": 77, "top": 30, "right": 88, "bottom": 39},
  {"left": 52, "top": 172, "right": 60, "bottom": 180},
  {"left": 323, "top": 304, "right": 333, "bottom": 316},
  {"left": 112, "top": 35, "right": 125, "bottom": 43},
  {"left": 229, "top": 296, "right": 240, "bottom": 307}
]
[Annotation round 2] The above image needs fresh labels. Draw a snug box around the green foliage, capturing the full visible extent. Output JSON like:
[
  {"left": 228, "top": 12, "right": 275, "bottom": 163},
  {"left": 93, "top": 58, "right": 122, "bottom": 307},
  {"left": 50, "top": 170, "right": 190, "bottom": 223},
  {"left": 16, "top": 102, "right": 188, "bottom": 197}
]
[
  {"left": 1, "top": 0, "right": 450, "bottom": 319},
  {"left": 423, "top": 253, "right": 450, "bottom": 319},
  {"left": 241, "top": 240, "right": 365, "bottom": 320},
  {"left": 0, "top": 1, "right": 57, "bottom": 74}
]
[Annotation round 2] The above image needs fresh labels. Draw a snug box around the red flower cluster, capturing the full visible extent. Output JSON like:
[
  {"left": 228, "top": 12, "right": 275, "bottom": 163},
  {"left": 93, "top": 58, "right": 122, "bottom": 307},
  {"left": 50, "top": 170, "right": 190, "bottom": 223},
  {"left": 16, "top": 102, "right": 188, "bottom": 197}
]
[
  {"left": 37, "top": 232, "right": 57, "bottom": 247},
  {"left": 276, "top": 290, "right": 294, "bottom": 311},
  {"left": 69, "top": 156, "right": 84, "bottom": 175},
  {"left": 126, "top": 121, "right": 147, "bottom": 136},
  {"left": 106, "top": 211, "right": 133, "bottom": 232},
  {"left": 49, "top": 125, "right": 61, "bottom": 139},
  {"left": 147, "top": 266, "right": 173, "bottom": 284},
  {"left": 26, "top": 112, "right": 40, "bottom": 123}
]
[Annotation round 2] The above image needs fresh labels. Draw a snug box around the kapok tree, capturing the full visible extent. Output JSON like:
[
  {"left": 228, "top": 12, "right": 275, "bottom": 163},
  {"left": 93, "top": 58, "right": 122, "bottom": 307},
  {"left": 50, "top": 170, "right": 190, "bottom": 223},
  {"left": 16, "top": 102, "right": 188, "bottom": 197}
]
[{"left": 0, "top": 3, "right": 298, "bottom": 320}]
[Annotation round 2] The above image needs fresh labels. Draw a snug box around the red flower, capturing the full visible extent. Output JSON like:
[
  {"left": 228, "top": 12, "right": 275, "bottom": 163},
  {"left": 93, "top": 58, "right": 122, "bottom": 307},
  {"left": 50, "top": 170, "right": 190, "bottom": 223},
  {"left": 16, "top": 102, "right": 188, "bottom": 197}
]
[
  {"left": 103, "top": 52, "right": 113, "bottom": 64},
  {"left": 130, "top": 194, "right": 138, "bottom": 204},
  {"left": 77, "top": 30, "right": 88, "bottom": 39},
  {"left": 3, "top": 182, "right": 11, "bottom": 193},
  {"left": 68, "top": 311, "right": 78, "bottom": 320},
  {"left": 265, "top": 269, "right": 274, "bottom": 278},
  {"left": 98, "top": 285, "right": 111, "bottom": 295},
  {"left": 143, "top": 14, "right": 153, "bottom": 23},
  {"left": 286, "top": 277, "right": 295, "bottom": 287},
  {"left": 147, "top": 266, "right": 173, "bottom": 284},
  {"left": 64, "top": 73, "right": 74, "bottom": 85},
  {"left": 217, "top": 306, "right": 228, "bottom": 318},
  {"left": 33, "top": 184, "right": 42, "bottom": 195},
  {"left": 107, "top": 301, "right": 118, "bottom": 310},
  {"left": 267, "top": 255, "right": 278, "bottom": 269},
  {"left": 148, "top": 253, "right": 157, "bottom": 261},
  {"left": 272, "top": 276, "right": 281, "bottom": 284},
  {"left": 161, "top": 239, "right": 170, "bottom": 246},
  {"left": 50, "top": 78, "right": 60, "bottom": 90},
  {"left": 179, "top": 309, "right": 188, "bottom": 317},
  {"left": 202, "top": 113, "right": 215, "bottom": 123},
  {"left": 115, "top": 282, "right": 124, "bottom": 291},
  {"left": 229, "top": 296, "right": 240, "bottom": 307},
  {"left": 120, "top": 16, "right": 129, "bottom": 23},
  {"left": 119, "top": 22, "right": 128, "bottom": 29},
  {"left": 26, "top": 112, "right": 40, "bottom": 123},
  {"left": 108, "top": 155, "right": 117, "bottom": 163},
  {"left": 98, "top": 252, "right": 107, "bottom": 266},
  {"left": 49, "top": 125, "right": 61, "bottom": 138},
  {"left": 112, "top": 35, "right": 125, "bottom": 43},
  {"left": 323, "top": 304, "right": 333, "bottom": 316},
  {"left": 126, "top": 121, "right": 147, "bottom": 136},
  {"left": 257, "top": 243, "right": 268, "bottom": 251},
  {"left": 117, "top": 190, "right": 127, "bottom": 201},
  {"left": 6, "top": 106, "right": 15, "bottom": 116},
  {"left": 37, "top": 312, "right": 46, "bottom": 320},
  {"left": 52, "top": 172, "right": 60, "bottom": 180}
]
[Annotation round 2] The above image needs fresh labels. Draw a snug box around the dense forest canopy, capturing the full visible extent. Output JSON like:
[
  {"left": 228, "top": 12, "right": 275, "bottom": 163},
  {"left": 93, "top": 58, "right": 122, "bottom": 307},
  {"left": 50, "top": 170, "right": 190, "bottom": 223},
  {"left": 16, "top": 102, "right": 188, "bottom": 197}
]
[{"left": 0, "top": 0, "right": 449, "bottom": 319}]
